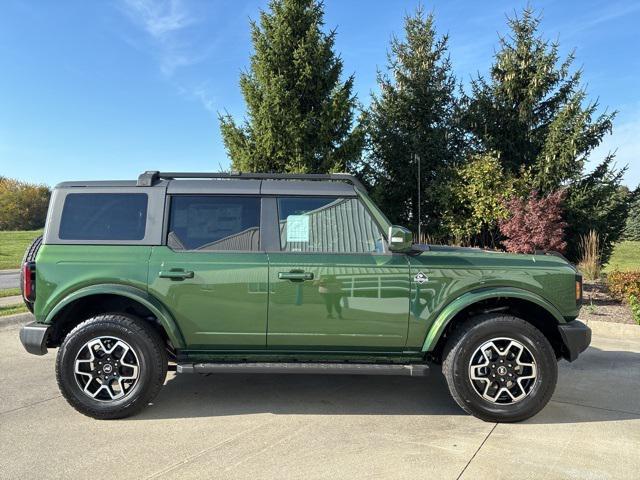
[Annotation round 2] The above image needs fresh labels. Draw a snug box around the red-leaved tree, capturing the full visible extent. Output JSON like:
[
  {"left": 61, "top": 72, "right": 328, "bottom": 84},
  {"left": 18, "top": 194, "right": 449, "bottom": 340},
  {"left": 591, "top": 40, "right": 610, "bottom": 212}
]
[{"left": 499, "top": 190, "right": 567, "bottom": 254}]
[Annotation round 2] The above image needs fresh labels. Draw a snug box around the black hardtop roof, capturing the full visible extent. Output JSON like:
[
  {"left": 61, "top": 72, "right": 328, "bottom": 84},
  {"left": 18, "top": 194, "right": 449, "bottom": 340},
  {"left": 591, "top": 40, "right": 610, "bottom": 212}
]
[{"left": 55, "top": 171, "right": 365, "bottom": 196}]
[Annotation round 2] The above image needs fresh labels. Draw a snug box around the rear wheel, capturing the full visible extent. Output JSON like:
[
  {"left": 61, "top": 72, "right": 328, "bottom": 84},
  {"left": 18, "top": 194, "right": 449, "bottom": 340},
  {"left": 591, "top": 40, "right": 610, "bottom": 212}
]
[
  {"left": 56, "top": 313, "right": 167, "bottom": 419},
  {"left": 442, "top": 314, "right": 557, "bottom": 423}
]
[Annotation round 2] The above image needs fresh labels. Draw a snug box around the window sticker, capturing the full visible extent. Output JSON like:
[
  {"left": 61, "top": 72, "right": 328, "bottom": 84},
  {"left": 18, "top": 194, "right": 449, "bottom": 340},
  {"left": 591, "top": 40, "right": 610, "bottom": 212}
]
[{"left": 286, "top": 215, "right": 310, "bottom": 242}]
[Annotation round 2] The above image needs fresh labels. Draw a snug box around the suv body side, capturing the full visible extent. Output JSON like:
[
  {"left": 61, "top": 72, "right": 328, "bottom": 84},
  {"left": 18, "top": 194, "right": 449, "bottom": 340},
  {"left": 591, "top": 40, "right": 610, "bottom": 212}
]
[
  {"left": 20, "top": 172, "right": 591, "bottom": 423},
  {"left": 32, "top": 178, "right": 581, "bottom": 363}
]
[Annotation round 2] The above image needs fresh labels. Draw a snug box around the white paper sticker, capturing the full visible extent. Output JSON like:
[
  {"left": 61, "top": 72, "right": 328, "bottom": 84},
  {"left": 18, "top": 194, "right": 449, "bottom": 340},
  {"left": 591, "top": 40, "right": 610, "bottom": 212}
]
[{"left": 286, "top": 215, "right": 310, "bottom": 242}]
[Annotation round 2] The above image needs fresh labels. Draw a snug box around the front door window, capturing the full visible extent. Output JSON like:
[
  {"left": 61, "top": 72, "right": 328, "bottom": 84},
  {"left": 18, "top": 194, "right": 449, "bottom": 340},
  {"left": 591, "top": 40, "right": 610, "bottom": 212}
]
[{"left": 277, "top": 197, "right": 385, "bottom": 254}]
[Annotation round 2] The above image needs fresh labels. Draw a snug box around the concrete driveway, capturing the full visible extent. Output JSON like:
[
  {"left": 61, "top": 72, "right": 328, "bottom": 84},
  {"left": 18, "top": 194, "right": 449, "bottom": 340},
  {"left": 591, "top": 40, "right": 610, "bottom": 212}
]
[{"left": 1, "top": 320, "right": 638, "bottom": 480}]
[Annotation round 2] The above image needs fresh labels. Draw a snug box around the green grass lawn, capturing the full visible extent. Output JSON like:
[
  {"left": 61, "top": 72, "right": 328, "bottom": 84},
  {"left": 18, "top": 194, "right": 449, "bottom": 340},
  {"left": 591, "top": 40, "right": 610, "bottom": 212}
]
[
  {"left": 0, "top": 303, "right": 28, "bottom": 317},
  {"left": 0, "top": 288, "right": 21, "bottom": 297},
  {"left": 0, "top": 230, "right": 43, "bottom": 270},
  {"left": 605, "top": 241, "right": 640, "bottom": 272}
]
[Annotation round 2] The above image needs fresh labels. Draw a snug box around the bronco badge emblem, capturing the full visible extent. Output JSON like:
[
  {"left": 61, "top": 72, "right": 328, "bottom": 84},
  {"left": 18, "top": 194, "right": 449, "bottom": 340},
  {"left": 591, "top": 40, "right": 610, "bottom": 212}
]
[{"left": 414, "top": 271, "right": 428, "bottom": 285}]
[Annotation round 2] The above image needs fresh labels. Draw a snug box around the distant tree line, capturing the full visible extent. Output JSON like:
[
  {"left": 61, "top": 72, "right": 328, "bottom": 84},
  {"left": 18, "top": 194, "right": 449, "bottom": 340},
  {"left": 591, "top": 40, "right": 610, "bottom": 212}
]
[
  {"left": 220, "top": 0, "right": 637, "bottom": 263},
  {"left": 0, "top": 177, "right": 50, "bottom": 230}
]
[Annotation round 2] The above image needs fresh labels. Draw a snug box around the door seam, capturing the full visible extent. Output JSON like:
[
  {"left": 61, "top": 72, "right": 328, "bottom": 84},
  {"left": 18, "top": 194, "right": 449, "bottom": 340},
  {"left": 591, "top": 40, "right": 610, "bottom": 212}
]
[{"left": 265, "top": 251, "right": 270, "bottom": 349}]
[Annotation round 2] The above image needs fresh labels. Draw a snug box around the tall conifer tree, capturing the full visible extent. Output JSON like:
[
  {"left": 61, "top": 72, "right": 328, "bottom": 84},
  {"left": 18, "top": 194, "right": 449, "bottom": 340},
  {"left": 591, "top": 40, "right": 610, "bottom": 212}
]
[
  {"left": 464, "top": 8, "right": 629, "bottom": 260},
  {"left": 465, "top": 8, "right": 615, "bottom": 192},
  {"left": 362, "top": 8, "right": 462, "bottom": 237},
  {"left": 219, "top": 0, "right": 362, "bottom": 173}
]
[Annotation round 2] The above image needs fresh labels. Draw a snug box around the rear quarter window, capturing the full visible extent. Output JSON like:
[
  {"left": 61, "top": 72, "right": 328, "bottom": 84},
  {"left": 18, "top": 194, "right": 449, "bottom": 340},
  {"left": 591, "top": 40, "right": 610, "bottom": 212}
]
[{"left": 59, "top": 193, "right": 148, "bottom": 240}]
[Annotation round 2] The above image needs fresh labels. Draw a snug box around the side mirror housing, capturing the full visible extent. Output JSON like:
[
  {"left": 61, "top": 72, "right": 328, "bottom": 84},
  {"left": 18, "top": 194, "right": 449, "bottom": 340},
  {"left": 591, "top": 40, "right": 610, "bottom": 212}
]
[{"left": 388, "top": 225, "right": 413, "bottom": 252}]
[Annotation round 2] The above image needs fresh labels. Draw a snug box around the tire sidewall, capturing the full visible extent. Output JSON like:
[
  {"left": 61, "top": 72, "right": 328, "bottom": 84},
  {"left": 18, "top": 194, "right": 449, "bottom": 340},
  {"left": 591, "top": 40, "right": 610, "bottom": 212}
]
[
  {"left": 449, "top": 318, "right": 557, "bottom": 422},
  {"left": 57, "top": 315, "right": 163, "bottom": 416}
]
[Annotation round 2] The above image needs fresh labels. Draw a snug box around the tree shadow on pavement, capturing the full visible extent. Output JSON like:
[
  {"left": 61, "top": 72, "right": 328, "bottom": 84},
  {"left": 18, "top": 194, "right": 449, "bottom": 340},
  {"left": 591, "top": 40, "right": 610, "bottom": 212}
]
[{"left": 133, "top": 345, "right": 639, "bottom": 424}]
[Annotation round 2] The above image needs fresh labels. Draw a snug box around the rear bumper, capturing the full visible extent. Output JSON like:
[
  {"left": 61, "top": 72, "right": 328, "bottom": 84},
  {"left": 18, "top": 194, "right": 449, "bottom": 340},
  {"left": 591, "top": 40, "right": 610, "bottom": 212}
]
[
  {"left": 558, "top": 320, "right": 591, "bottom": 362},
  {"left": 19, "top": 322, "right": 51, "bottom": 356}
]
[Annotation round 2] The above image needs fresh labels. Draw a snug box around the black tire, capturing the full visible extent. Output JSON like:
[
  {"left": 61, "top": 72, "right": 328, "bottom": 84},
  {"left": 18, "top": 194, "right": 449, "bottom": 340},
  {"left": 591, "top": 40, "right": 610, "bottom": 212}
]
[
  {"left": 442, "top": 314, "right": 557, "bottom": 423},
  {"left": 56, "top": 313, "right": 167, "bottom": 420},
  {"left": 19, "top": 235, "right": 42, "bottom": 312}
]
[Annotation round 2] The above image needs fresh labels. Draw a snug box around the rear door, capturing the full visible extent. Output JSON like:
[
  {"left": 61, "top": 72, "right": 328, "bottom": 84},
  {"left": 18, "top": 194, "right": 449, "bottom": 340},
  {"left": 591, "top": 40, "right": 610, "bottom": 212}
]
[
  {"left": 148, "top": 193, "right": 269, "bottom": 350},
  {"left": 266, "top": 195, "right": 411, "bottom": 351}
]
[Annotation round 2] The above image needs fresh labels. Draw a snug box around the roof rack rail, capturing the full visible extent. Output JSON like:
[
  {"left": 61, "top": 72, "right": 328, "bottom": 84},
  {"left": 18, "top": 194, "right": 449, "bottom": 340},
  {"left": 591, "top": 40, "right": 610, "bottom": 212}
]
[{"left": 136, "top": 170, "right": 367, "bottom": 191}]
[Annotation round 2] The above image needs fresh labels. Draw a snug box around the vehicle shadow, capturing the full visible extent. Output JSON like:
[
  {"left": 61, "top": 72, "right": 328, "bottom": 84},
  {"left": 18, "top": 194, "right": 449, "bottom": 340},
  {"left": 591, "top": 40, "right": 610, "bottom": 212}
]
[
  {"left": 134, "top": 346, "right": 640, "bottom": 425},
  {"left": 137, "top": 369, "right": 464, "bottom": 419}
]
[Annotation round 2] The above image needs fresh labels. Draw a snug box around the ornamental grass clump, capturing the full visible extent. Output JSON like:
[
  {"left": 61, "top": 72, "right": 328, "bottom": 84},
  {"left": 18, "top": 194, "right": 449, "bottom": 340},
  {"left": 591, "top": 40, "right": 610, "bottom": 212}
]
[{"left": 577, "top": 230, "right": 601, "bottom": 281}]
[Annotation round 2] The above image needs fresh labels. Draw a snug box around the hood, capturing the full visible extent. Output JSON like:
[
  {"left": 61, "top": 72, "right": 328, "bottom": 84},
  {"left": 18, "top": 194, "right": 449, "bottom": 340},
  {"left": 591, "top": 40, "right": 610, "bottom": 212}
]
[{"left": 413, "top": 244, "right": 575, "bottom": 270}]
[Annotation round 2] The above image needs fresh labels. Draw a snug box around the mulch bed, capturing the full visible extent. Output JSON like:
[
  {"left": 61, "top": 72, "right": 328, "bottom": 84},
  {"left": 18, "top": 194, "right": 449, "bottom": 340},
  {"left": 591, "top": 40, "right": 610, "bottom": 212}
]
[{"left": 580, "top": 281, "right": 636, "bottom": 325}]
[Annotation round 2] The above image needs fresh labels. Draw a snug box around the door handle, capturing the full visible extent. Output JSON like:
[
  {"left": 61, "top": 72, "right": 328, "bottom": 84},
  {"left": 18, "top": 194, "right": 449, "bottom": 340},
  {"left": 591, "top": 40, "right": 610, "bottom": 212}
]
[
  {"left": 159, "top": 269, "right": 194, "bottom": 280},
  {"left": 278, "top": 271, "right": 314, "bottom": 282}
]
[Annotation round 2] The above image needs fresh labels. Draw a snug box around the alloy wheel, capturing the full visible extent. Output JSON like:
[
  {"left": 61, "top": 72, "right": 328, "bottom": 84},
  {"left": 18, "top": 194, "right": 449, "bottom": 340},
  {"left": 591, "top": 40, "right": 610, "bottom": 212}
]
[
  {"left": 73, "top": 336, "right": 140, "bottom": 402},
  {"left": 468, "top": 337, "right": 537, "bottom": 404}
]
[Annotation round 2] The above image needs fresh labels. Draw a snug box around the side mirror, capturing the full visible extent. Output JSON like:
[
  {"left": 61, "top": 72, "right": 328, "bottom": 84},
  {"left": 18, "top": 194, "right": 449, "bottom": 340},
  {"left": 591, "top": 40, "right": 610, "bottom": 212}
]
[{"left": 388, "top": 225, "right": 413, "bottom": 252}]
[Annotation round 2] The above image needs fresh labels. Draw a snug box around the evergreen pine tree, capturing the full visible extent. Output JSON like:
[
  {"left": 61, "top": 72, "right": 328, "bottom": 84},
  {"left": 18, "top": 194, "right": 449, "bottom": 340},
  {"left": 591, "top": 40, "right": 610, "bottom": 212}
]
[
  {"left": 465, "top": 8, "right": 614, "bottom": 192},
  {"left": 564, "top": 157, "right": 630, "bottom": 261},
  {"left": 219, "top": 0, "right": 362, "bottom": 173},
  {"left": 361, "top": 8, "right": 462, "bottom": 237},
  {"left": 464, "top": 8, "right": 629, "bottom": 260},
  {"left": 624, "top": 189, "right": 640, "bottom": 241}
]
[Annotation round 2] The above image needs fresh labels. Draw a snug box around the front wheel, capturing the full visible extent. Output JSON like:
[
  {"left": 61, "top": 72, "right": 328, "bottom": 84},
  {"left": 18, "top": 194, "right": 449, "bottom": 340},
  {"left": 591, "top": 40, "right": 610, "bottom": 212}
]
[
  {"left": 442, "top": 314, "right": 557, "bottom": 423},
  {"left": 56, "top": 314, "right": 167, "bottom": 419}
]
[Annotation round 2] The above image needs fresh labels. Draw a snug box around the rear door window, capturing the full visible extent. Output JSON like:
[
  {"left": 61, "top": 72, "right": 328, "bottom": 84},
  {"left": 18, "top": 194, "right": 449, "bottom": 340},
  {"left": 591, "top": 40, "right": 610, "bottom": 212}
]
[
  {"left": 168, "top": 196, "right": 261, "bottom": 251},
  {"left": 59, "top": 193, "right": 148, "bottom": 240}
]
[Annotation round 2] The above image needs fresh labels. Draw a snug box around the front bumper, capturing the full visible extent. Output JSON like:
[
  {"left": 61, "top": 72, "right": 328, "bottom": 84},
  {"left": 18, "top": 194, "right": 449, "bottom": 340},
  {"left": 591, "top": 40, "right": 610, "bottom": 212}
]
[
  {"left": 19, "top": 322, "right": 51, "bottom": 356},
  {"left": 558, "top": 320, "right": 591, "bottom": 361}
]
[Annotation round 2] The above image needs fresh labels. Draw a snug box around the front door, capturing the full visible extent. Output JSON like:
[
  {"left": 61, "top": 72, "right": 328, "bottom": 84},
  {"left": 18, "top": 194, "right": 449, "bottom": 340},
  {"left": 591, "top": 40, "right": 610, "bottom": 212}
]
[
  {"left": 148, "top": 195, "right": 268, "bottom": 350},
  {"left": 267, "top": 196, "right": 411, "bottom": 351}
]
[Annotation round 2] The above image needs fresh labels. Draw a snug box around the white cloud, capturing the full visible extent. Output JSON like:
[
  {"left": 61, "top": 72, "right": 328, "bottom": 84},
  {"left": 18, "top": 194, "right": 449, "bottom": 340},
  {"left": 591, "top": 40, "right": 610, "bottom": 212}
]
[
  {"left": 176, "top": 81, "right": 217, "bottom": 113},
  {"left": 118, "top": 0, "right": 220, "bottom": 112},
  {"left": 120, "top": 0, "right": 200, "bottom": 75},
  {"left": 122, "top": 0, "right": 193, "bottom": 37},
  {"left": 561, "top": 2, "right": 640, "bottom": 38},
  {"left": 191, "top": 85, "right": 216, "bottom": 113}
]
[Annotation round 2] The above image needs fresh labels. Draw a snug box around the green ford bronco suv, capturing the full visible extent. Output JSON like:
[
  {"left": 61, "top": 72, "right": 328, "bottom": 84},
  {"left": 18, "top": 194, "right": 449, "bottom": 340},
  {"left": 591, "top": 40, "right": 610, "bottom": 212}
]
[{"left": 19, "top": 171, "right": 590, "bottom": 422}]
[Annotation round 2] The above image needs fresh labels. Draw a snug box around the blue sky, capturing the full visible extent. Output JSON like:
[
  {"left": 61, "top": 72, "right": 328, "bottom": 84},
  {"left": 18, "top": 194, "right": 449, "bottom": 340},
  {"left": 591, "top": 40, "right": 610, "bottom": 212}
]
[{"left": 1, "top": 0, "right": 638, "bottom": 188}]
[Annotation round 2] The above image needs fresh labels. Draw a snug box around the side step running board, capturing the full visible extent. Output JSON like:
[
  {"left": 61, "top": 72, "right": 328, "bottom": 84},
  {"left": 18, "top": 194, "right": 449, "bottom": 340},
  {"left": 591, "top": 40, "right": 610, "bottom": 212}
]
[{"left": 177, "top": 362, "right": 429, "bottom": 377}]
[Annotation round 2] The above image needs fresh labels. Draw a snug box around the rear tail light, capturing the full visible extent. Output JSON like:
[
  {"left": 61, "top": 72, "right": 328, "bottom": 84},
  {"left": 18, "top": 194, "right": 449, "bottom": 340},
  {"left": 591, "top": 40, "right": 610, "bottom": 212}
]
[{"left": 22, "top": 262, "right": 35, "bottom": 302}]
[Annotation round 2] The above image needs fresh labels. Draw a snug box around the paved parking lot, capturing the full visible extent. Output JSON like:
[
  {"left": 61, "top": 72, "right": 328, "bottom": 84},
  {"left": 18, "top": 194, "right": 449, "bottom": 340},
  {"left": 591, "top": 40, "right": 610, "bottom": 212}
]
[{"left": 1, "top": 320, "right": 639, "bottom": 480}]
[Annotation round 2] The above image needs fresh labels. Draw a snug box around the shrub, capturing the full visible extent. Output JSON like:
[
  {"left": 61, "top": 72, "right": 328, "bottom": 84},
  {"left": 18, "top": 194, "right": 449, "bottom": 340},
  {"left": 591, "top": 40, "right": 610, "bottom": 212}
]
[
  {"left": 629, "top": 295, "right": 640, "bottom": 325},
  {"left": 577, "top": 230, "right": 601, "bottom": 280},
  {"left": 0, "top": 177, "right": 50, "bottom": 230},
  {"left": 605, "top": 271, "right": 640, "bottom": 302},
  {"left": 499, "top": 190, "right": 567, "bottom": 254},
  {"left": 443, "top": 153, "right": 514, "bottom": 248}
]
